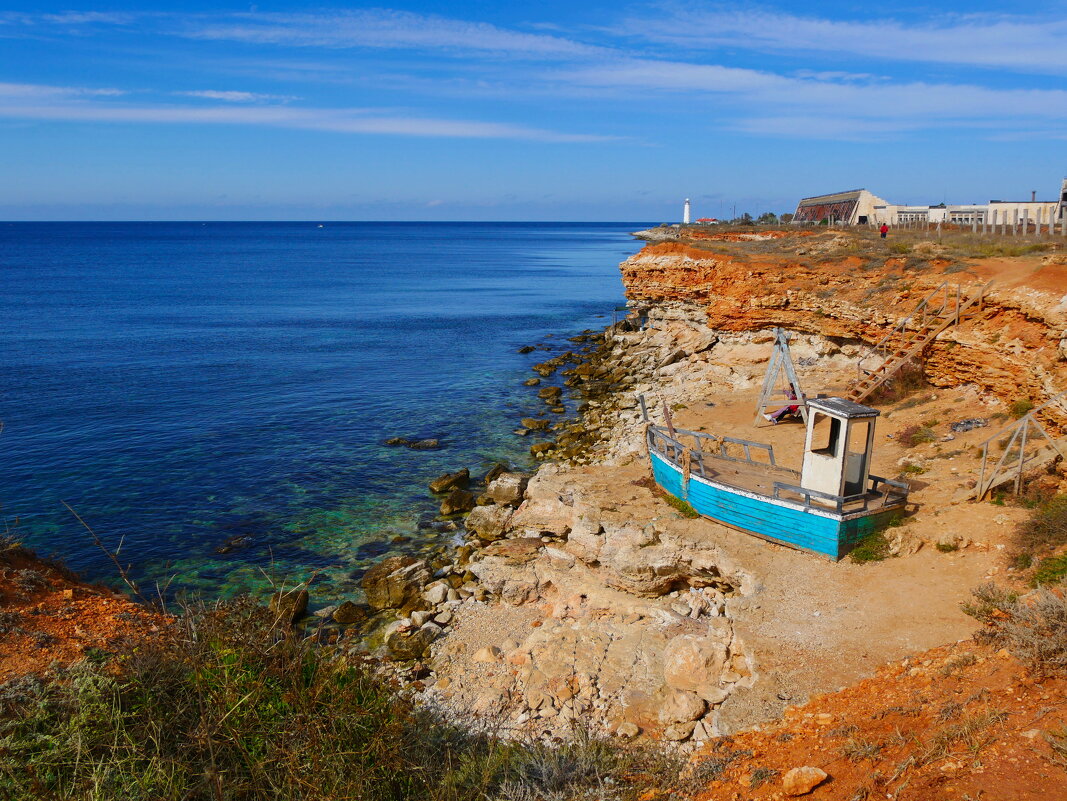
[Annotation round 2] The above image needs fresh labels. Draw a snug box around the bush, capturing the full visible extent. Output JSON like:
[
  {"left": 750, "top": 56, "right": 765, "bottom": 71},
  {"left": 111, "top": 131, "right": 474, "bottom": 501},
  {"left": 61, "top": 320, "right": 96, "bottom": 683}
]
[
  {"left": 0, "top": 599, "right": 666, "bottom": 801},
  {"left": 1009, "top": 399, "right": 1035, "bottom": 419},
  {"left": 1014, "top": 494, "right": 1067, "bottom": 555},
  {"left": 963, "top": 584, "right": 1067, "bottom": 675},
  {"left": 896, "top": 425, "right": 937, "bottom": 447}
]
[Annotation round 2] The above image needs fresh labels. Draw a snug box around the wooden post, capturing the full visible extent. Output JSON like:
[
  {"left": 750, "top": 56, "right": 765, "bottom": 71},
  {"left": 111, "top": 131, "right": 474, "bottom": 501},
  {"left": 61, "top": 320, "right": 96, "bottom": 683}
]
[
  {"left": 639, "top": 394, "right": 648, "bottom": 422},
  {"left": 663, "top": 402, "right": 675, "bottom": 439},
  {"left": 971, "top": 214, "right": 978, "bottom": 233},
  {"left": 1015, "top": 417, "right": 1029, "bottom": 495}
]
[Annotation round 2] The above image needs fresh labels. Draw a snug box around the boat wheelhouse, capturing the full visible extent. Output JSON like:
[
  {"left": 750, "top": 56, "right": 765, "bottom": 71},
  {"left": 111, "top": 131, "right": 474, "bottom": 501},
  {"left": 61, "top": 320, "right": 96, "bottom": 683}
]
[{"left": 647, "top": 397, "right": 909, "bottom": 560}]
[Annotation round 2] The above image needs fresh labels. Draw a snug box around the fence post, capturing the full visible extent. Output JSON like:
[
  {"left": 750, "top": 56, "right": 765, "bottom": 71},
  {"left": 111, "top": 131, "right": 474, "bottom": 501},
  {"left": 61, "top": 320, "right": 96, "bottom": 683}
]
[{"left": 1012, "top": 208, "right": 1019, "bottom": 236}]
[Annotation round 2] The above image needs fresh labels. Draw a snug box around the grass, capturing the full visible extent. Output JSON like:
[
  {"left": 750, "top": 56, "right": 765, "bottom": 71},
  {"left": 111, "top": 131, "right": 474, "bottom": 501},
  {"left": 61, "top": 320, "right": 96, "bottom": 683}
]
[
  {"left": 963, "top": 584, "right": 1067, "bottom": 675},
  {"left": 664, "top": 493, "right": 700, "bottom": 519},
  {"left": 0, "top": 598, "right": 672, "bottom": 801},
  {"left": 849, "top": 519, "right": 902, "bottom": 564},
  {"left": 917, "top": 709, "right": 1008, "bottom": 766},
  {"left": 935, "top": 541, "right": 960, "bottom": 553},
  {"left": 1009, "top": 399, "right": 1035, "bottom": 419},
  {"left": 896, "top": 425, "right": 938, "bottom": 448},
  {"left": 1031, "top": 554, "right": 1067, "bottom": 588},
  {"left": 900, "top": 462, "right": 927, "bottom": 475}
]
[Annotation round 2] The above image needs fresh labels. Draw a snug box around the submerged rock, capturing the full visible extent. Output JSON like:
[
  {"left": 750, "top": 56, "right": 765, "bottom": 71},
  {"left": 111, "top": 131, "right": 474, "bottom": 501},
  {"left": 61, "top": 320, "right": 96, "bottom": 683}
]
[
  {"left": 440, "top": 489, "right": 476, "bottom": 516},
  {"left": 362, "top": 556, "right": 431, "bottom": 612},
  {"left": 384, "top": 437, "right": 442, "bottom": 450},
  {"left": 429, "top": 468, "right": 470, "bottom": 494}
]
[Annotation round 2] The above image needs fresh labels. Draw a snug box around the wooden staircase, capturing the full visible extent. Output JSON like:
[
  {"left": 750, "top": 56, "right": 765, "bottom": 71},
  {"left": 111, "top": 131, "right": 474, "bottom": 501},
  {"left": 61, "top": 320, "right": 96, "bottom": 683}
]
[{"left": 847, "top": 280, "right": 994, "bottom": 404}]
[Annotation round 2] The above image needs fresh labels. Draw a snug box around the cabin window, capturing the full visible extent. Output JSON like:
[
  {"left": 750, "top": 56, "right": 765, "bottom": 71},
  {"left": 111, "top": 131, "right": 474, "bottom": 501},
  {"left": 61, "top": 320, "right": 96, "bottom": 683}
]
[
  {"left": 847, "top": 419, "right": 871, "bottom": 456},
  {"left": 810, "top": 413, "right": 841, "bottom": 455}
]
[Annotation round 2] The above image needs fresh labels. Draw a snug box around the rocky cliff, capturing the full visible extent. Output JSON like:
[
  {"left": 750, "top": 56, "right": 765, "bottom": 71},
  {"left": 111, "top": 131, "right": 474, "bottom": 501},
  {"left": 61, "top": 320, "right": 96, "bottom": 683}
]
[{"left": 620, "top": 233, "right": 1067, "bottom": 421}]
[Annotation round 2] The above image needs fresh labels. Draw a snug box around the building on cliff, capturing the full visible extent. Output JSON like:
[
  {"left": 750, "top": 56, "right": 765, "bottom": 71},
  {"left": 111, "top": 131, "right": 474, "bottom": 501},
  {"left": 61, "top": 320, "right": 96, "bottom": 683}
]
[
  {"left": 792, "top": 189, "right": 889, "bottom": 226},
  {"left": 795, "top": 179, "right": 1067, "bottom": 229}
]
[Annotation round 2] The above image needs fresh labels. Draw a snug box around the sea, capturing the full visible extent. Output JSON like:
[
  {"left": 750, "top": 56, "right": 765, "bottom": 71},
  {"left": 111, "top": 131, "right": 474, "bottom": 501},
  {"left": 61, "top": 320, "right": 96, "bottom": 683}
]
[{"left": 0, "top": 221, "right": 647, "bottom": 602}]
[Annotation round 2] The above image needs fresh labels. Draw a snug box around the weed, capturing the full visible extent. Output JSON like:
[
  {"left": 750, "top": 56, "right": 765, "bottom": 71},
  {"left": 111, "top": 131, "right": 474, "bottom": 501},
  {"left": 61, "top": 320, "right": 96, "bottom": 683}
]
[
  {"left": 1031, "top": 554, "right": 1067, "bottom": 587},
  {"left": 850, "top": 530, "right": 892, "bottom": 563},
  {"left": 895, "top": 393, "right": 936, "bottom": 412},
  {"left": 935, "top": 541, "right": 960, "bottom": 553},
  {"left": 900, "top": 463, "right": 927, "bottom": 475},
  {"left": 896, "top": 425, "right": 937, "bottom": 447},
  {"left": 1010, "top": 399, "right": 1035, "bottom": 419},
  {"left": 748, "top": 767, "right": 779, "bottom": 788},
  {"left": 12, "top": 569, "right": 47, "bottom": 594},
  {"left": 965, "top": 585, "right": 1067, "bottom": 675},
  {"left": 921, "top": 418, "right": 941, "bottom": 428},
  {"left": 937, "top": 702, "right": 963, "bottom": 722},
  {"left": 664, "top": 493, "right": 700, "bottom": 519},
  {"left": 1045, "top": 726, "right": 1067, "bottom": 768},
  {"left": 0, "top": 611, "right": 22, "bottom": 635},
  {"left": 918, "top": 709, "right": 1007, "bottom": 766},
  {"left": 937, "top": 653, "right": 977, "bottom": 676},
  {"left": 841, "top": 736, "right": 883, "bottom": 762},
  {"left": 1014, "top": 494, "right": 1067, "bottom": 555}
]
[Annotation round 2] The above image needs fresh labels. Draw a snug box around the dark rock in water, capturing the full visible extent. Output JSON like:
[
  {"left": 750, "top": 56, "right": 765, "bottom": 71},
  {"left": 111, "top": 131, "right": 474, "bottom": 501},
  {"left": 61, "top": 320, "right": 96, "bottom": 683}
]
[
  {"left": 514, "top": 428, "right": 529, "bottom": 436},
  {"left": 384, "top": 437, "right": 442, "bottom": 450},
  {"left": 391, "top": 535, "right": 411, "bottom": 545},
  {"left": 214, "top": 534, "right": 253, "bottom": 555},
  {"left": 362, "top": 556, "right": 431, "bottom": 612},
  {"left": 269, "top": 587, "right": 309, "bottom": 624},
  {"left": 483, "top": 462, "right": 508, "bottom": 485},
  {"left": 332, "top": 600, "right": 368, "bottom": 625},
  {"left": 517, "top": 345, "right": 536, "bottom": 354},
  {"left": 523, "top": 377, "right": 541, "bottom": 386},
  {"left": 408, "top": 438, "right": 441, "bottom": 450},
  {"left": 429, "top": 468, "right": 470, "bottom": 494},
  {"left": 440, "top": 488, "right": 476, "bottom": 516},
  {"left": 355, "top": 540, "right": 392, "bottom": 560},
  {"left": 550, "top": 406, "right": 566, "bottom": 414},
  {"left": 537, "top": 386, "right": 563, "bottom": 400},
  {"left": 530, "top": 441, "right": 555, "bottom": 458},
  {"left": 533, "top": 362, "right": 557, "bottom": 377},
  {"left": 521, "top": 417, "right": 551, "bottom": 431},
  {"left": 950, "top": 418, "right": 989, "bottom": 433}
]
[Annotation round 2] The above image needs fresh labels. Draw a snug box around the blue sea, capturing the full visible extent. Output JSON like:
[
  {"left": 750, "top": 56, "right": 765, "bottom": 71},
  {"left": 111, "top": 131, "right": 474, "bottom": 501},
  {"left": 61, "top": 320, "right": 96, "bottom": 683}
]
[{"left": 0, "top": 222, "right": 646, "bottom": 601}]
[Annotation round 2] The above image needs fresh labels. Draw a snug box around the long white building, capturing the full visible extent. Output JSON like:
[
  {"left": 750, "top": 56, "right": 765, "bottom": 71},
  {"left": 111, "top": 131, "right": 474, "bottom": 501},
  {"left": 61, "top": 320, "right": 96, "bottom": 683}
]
[{"left": 794, "top": 180, "right": 1067, "bottom": 229}]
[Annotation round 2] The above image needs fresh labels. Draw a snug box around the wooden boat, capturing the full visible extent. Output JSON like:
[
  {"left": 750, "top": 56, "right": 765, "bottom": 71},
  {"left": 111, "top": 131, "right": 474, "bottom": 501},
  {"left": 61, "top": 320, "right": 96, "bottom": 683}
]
[{"left": 646, "top": 397, "right": 909, "bottom": 560}]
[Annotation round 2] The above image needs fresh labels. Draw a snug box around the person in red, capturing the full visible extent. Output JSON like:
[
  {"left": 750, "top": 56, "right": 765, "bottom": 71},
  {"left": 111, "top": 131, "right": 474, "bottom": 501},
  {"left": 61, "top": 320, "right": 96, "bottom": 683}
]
[
  {"left": 764, "top": 387, "right": 800, "bottom": 424},
  {"left": 879, "top": 223, "right": 889, "bottom": 238}
]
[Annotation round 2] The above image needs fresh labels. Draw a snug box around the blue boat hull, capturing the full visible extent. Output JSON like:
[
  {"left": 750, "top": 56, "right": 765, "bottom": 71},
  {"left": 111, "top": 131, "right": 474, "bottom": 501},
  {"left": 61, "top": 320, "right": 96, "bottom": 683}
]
[{"left": 650, "top": 450, "right": 898, "bottom": 560}]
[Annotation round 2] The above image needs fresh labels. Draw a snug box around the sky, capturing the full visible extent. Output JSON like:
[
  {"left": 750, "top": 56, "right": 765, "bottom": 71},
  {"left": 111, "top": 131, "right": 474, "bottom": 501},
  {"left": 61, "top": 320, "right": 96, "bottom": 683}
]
[{"left": 1, "top": 2, "right": 1066, "bottom": 220}]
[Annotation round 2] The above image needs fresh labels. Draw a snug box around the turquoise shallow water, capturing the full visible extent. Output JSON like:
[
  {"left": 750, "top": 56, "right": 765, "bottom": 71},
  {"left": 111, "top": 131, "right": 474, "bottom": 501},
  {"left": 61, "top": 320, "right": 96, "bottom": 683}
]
[{"left": 0, "top": 221, "right": 646, "bottom": 602}]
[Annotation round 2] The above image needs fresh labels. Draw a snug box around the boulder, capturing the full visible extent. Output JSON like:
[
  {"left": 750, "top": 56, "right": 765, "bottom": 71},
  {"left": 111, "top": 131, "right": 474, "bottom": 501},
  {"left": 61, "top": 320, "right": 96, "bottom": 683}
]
[
  {"left": 537, "top": 386, "right": 563, "bottom": 400},
  {"left": 662, "top": 721, "right": 696, "bottom": 741},
  {"left": 486, "top": 473, "right": 529, "bottom": 506},
  {"left": 429, "top": 468, "right": 469, "bottom": 494},
  {"left": 782, "top": 767, "right": 828, "bottom": 796},
  {"left": 362, "top": 556, "right": 431, "bottom": 612},
  {"left": 464, "top": 504, "right": 513, "bottom": 542},
  {"left": 269, "top": 587, "right": 309, "bottom": 623},
  {"left": 521, "top": 418, "right": 550, "bottom": 431},
  {"left": 615, "top": 722, "right": 640, "bottom": 738},
  {"left": 530, "top": 442, "right": 555, "bottom": 458},
  {"left": 523, "top": 377, "right": 540, "bottom": 386},
  {"left": 480, "top": 537, "right": 544, "bottom": 565},
  {"left": 331, "top": 600, "right": 367, "bottom": 624},
  {"left": 440, "top": 489, "right": 476, "bottom": 516},
  {"left": 472, "top": 646, "right": 501, "bottom": 663},
  {"left": 423, "top": 582, "right": 449, "bottom": 605},
  {"left": 482, "top": 463, "right": 508, "bottom": 485},
  {"left": 384, "top": 622, "right": 438, "bottom": 661},
  {"left": 658, "top": 690, "right": 707, "bottom": 725},
  {"left": 662, "top": 631, "right": 730, "bottom": 702},
  {"left": 384, "top": 437, "right": 441, "bottom": 450}
]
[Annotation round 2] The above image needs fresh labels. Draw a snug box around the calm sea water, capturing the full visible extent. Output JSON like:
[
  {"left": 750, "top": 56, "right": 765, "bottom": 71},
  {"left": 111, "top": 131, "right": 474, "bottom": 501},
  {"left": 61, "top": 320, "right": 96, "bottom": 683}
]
[{"left": 1, "top": 222, "right": 645, "bottom": 601}]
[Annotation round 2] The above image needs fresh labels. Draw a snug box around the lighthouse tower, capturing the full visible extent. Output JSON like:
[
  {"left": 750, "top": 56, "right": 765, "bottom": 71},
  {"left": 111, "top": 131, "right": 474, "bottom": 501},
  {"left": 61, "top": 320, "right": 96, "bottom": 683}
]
[{"left": 683, "top": 198, "right": 691, "bottom": 225}]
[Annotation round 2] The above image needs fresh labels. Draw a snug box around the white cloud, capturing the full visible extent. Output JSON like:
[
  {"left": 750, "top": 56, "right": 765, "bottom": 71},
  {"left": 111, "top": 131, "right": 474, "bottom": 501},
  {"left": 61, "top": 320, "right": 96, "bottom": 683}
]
[
  {"left": 625, "top": 9, "right": 1067, "bottom": 74},
  {"left": 175, "top": 90, "right": 296, "bottom": 103},
  {"left": 0, "top": 82, "right": 124, "bottom": 98},
  {"left": 0, "top": 91, "right": 610, "bottom": 142},
  {"left": 184, "top": 10, "right": 602, "bottom": 59}
]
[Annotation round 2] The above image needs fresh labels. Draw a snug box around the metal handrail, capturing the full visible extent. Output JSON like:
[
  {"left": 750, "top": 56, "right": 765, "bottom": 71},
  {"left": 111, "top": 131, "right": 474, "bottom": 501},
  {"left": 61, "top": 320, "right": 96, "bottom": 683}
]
[{"left": 646, "top": 425, "right": 800, "bottom": 477}]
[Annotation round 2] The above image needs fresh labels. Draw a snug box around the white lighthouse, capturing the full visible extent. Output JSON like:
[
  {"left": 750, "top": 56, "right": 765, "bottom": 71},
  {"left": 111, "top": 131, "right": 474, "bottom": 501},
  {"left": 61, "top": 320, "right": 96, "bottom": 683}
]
[{"left": 683, "top": 198, "right": 691, "bottom": 225}]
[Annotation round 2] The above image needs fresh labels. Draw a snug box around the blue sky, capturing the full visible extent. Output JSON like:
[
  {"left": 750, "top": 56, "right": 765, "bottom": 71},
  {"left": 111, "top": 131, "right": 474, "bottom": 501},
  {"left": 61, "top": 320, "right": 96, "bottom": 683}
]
[{"left": 1, "top": 2, "right": 1066, "bottom": 220}]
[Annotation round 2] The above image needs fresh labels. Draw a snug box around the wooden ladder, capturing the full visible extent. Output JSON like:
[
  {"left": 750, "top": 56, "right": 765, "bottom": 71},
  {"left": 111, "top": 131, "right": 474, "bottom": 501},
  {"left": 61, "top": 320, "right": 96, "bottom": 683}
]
[{"left": 847, "top": 280, "right": 993, "bottom": 404}]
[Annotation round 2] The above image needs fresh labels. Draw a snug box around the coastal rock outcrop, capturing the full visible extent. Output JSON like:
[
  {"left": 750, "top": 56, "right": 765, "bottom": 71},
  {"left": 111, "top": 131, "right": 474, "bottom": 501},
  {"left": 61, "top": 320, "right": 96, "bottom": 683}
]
[{"left": 362, "top": 556, "right": 431, "bottom": 612}]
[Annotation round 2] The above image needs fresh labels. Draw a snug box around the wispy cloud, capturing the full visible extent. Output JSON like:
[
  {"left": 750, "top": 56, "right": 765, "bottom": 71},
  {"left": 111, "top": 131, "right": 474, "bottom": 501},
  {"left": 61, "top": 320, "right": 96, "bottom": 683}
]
[
  {"left": 0, "top": 81, "right": 125, "bottom": 98},
  {"left": 0, "top": 84, "right": 610, "bottom": 142},
  {"left": 625, "top": 8, "right": 1067, "bottom": 74},
  {"left": 184, "top": 9, "right": 603, "bottom": 59},
  {"left": 175, "top": 90, "right": 297, "bottom": 103}
]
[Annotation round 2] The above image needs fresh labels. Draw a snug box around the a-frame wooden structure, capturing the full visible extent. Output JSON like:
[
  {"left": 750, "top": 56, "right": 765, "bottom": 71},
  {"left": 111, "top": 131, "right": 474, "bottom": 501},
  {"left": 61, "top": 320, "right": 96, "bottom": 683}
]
[{"left": 754, "top": 328, "right": 808, "bottom": 426}]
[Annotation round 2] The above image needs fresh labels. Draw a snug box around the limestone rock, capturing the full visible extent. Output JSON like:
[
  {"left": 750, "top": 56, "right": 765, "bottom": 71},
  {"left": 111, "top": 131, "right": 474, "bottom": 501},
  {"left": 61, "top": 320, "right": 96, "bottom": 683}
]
[
  {"left": 423, "top": 582, "right": 449, "bottom": 605},
  {"left": 615, "top": 721, "right": 640, "bottom": 738},
  {"left": 482, "top": 463, "right": 508, "bottom": 485},
  {"left": 269, "top": 587, "right": 309, "bottom": 623},
  {"left": 473, "top": 646, "right": 501, "bottom": 663},
  {"left": 658, "top": 690, "right": 707, "bottom": 725},
  {"left": 429, "top": 468, "right": 469, "bottom": 494},
  {"left": 331, "top": 600, "right": 367, "bottom": 625},
  {"left": 486, "top": 473, "right": 530, "bottom": 506},
  {"left": 782, "top": 766, "right": 828, "bottom": 796},
  {"left": 480, "top": 537, "right": 544, "bottom": 565},
  {"left": 662, "top": 631, "right": 730, "bottom": 702},
  {"left": 440, "top": 489, "right": 476, "bottom": 516},
  {"left": 521, "top": 418, "right": 551, "bottom": 431},
  {"left": 384, "top": 622, "right": 437, "bottom": 661},
  {"left": 464, "top": 504, "right": 512, "bottom": 542},
  {"left": 662, "top": 721, "right": 696, "bottom": 741},
  {"left": 530, "top": 442, "right": 555, "bottom": 458},
  {"left": 362, "top": 556, "right": 431, "bottom": 612}
]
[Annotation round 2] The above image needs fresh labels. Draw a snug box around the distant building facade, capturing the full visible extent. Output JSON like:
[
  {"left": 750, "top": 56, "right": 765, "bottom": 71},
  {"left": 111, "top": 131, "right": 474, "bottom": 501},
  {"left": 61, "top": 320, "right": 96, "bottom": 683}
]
[
  {"left": 793, "top": 189, "right": 890, "bottom": 226},
  {"left": 794, "top": 180, "right": 1067, "bottom": 228}
]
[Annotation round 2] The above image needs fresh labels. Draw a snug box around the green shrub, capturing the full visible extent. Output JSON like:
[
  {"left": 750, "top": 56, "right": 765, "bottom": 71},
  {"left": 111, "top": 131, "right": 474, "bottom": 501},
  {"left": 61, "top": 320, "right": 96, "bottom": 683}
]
[
  {"left": 896, "top": 425, "right": 937, "bottom": 448},
  {"left": 964, "top": 584, "right": 1067, "bottom": 675},
  {"left": 1032, "top": 555, "right": 1067, "bottom": 588},
  {"left": 0, "top": 599, "right": 667, "bottom": 801},
  {"left": 1009, "top": 399, "right": 1035, "bottom": 419}
]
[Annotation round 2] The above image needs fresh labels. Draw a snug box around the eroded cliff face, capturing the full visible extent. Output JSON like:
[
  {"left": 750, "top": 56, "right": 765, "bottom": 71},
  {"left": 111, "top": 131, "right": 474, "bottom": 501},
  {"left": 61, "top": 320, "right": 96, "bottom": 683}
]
[{"left": 620, "top": 236, "right": 1067, "bottom": 420}]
